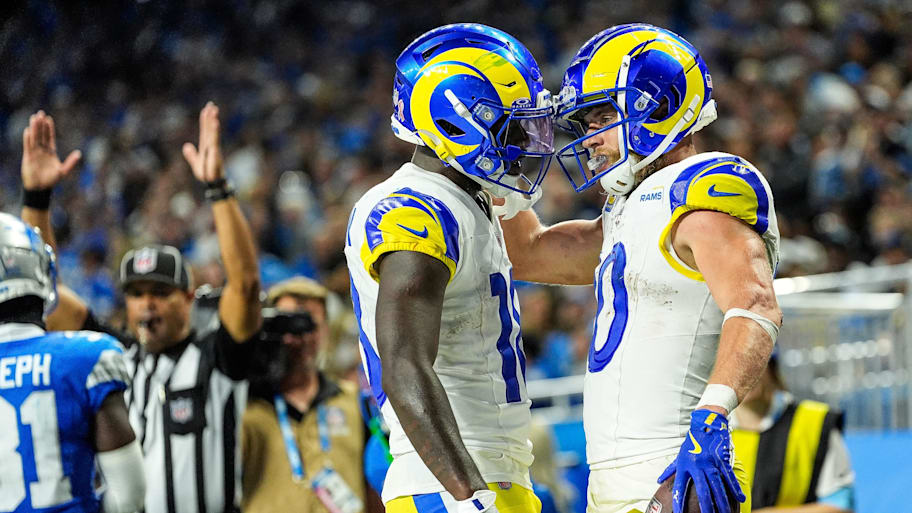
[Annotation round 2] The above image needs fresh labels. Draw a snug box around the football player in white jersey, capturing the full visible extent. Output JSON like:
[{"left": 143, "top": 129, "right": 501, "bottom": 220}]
[
  {"left": 500, "top": 24, "right": 782, "bottom": 513},
  {"left": 343, "top": 24, "right": 554, "bottom": 513}
]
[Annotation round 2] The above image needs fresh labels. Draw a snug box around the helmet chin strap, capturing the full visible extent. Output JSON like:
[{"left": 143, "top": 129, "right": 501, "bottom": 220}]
[{"left": 492, "top": 186, "right": 542, "bottom": 220}]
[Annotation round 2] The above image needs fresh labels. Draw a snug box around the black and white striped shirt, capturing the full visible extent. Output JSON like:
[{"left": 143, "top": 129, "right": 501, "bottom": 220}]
[{"left": 85, "top": 314, "right": 252, "bottom": 513}]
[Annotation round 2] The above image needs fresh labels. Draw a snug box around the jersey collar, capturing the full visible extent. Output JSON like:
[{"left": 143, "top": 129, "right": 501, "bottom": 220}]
[{"left": 0, "top": 322, "right": 46, "bottom": 344}]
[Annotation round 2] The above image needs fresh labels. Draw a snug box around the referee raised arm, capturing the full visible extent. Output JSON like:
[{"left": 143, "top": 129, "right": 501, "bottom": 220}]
[{"left": 20, "top": 105, "right": 262, "bottom": 513}]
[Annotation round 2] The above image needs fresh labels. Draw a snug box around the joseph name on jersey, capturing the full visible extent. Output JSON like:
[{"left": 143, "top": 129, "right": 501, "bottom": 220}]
[
  {"left": 344, "top": 163, "right": 533, "bottom": 501},
  {"left": 0, "top": 324, "right": 128, "bottom": 513},
  {"left": 585, "top": 152, "right": 780, "bottom": 468}
]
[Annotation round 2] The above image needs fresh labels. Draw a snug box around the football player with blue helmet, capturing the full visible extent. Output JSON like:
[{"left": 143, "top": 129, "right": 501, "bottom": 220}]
[
  {"left": 345, "top": 23, "right": 552, "bottom": 513},
  {"left": 0, "top": 207, "right": 144, "bottom": 513},
  {"left": 500, "top": 24, "right": 782, "bottom": 513}
]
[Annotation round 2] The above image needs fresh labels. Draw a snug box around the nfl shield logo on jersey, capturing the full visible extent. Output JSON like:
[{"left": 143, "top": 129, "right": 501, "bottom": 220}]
[
  {"left": 134, "top": 248, "right": 158, "bottom": 274},
  {"left": 646, "top": 497, "right": 663, "bottom": 513},
  {"left": 170, "top": 397, "right": 193, "bottom": 424}
]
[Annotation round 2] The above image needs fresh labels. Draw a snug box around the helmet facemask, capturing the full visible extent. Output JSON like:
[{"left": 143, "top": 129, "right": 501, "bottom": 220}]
[
  {"left": 555, "top": 25, "right": 719, "bottom": 196},
  {"left": 429, "top": 86, "right": 554, "bottom": 199},
  {"left": 555, "top": 80, "right": 659, "bottom": 195},
  {"left": 390, "top": 24, "right": 555, "bottom": 211}
]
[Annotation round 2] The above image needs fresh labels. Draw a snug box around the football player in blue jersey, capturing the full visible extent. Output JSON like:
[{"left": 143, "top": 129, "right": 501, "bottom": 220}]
[
  {"left": 0, "top": 211, "right": 145, "bottom": 513},
  {"left": 500, "top": 24, "right": 782, "bottom": 513}
]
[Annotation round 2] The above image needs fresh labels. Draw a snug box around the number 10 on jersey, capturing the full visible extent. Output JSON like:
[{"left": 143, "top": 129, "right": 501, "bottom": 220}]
[
  {"left": 589, "top": 242, "right": 629, "bottom": 373},
  {"left": 490, "top": 271, "right": 526, "bottom": 403}
]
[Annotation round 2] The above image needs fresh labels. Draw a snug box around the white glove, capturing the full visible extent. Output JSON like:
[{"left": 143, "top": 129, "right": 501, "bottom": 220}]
[
  {"left": 491, "top": 188, "right": 542, "bottom": 220},
  {"left": 456, "top": 489, "right": 499, "bottom": 513}
]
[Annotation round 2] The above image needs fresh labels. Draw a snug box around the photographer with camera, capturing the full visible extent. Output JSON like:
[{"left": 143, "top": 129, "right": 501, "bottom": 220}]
[{"left": 242, "top": 277, "right": 383, "bottom": 513}]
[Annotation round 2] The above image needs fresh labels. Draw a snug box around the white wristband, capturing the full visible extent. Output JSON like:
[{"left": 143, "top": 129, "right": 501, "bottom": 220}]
[
  {"left": 456, "top": 489, "right": 498, "bottom": 513},
  {"left": 696, "top": 384, "right": 739, "bottom": 415}
]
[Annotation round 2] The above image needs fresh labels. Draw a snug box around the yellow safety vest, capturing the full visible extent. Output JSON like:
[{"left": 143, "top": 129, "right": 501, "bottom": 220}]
[{"left": 732, "top": 400, "right": 843, "bottom": 509}]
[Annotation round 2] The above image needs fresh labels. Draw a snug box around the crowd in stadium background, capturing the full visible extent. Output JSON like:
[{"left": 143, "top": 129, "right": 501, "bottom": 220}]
[{"left": 2, "top": 0, "right": 911, "bottom": 380}]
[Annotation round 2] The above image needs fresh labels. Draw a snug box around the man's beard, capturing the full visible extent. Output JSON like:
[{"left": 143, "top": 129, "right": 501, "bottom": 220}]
[{"left": 631, "top": 153, "right": 668, "bottom": 190}]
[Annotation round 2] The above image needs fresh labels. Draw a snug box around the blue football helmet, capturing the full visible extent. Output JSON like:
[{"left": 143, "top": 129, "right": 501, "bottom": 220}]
[
  {"left": 555, "top": 23, "right": 717, "bottom": 194},
  {"left": 0, "top": 212, "right": 57, "bottom": 315},
  {"left": 391, "top": 23, "right": 554, "bottom": 201}
]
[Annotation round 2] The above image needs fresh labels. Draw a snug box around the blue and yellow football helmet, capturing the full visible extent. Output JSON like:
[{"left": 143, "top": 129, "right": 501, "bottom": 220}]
[
  {"left": 555, "top": 23, "right": 717, "bottom": 194},
  {"left": 391, "top": 23, "right": 553, "bottom": 199}
]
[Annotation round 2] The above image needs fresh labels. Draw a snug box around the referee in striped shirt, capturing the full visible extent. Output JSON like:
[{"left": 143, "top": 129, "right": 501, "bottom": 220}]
[{"left": 21, "top": 104, "right": 262, "bottom": 513}]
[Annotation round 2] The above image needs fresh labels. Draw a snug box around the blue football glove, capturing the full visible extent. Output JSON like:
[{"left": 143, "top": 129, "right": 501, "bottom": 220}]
[{"left": 658, "top": 409, "right": 745, "bottom": 513}]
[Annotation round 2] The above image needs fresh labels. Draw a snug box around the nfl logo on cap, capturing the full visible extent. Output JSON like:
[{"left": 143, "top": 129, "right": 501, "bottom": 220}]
[{"left": 133, "top": 248, "right": 158, "bottom": 274}]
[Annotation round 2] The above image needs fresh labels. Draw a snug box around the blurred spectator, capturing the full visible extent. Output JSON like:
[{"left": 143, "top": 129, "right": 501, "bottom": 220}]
[
  {"left": 4, "top": 0, "right": 912, "bottom": 312},
  {"left": 529, "top": 421, "right": 574, "bottom": 513},
  {"left": 242, "top": 276, "right": 384, "bottom": 513},
  {"left": 6, "top": 0, "right": 912, "bottom": 415},
  {"left": 731, "top": 354, "right": 855, "bottom": 512}
]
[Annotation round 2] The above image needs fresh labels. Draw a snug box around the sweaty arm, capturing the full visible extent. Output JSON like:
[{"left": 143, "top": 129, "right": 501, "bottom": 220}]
[
  {"left": 673, "top": 209, "right": 782, "bottom": 411},
  {"left": 500, "top": 208, "right": 603, "bottom": 285},
  {"left": 375, "top": 250, "right": 487, "bottom": 500},
  {"left": 94, "top": 392, "right": 146, "bottom": 513}
]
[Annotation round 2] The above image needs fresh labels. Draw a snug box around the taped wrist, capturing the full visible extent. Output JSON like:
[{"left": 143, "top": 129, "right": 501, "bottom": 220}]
[
  {"left": 97, "top": 440, "right": 146, "bottom": 513},
  {"left": 697, "top": 384, "right": 739, "bottom": 414},
  {"left": 723, "top": 308, "right": 779, "bottom": 342}
]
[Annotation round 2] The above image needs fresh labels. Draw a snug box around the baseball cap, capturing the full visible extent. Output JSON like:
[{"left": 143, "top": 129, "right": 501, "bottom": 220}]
[{"left": 120, "top": 245, "right": 192, "bottom": 291}]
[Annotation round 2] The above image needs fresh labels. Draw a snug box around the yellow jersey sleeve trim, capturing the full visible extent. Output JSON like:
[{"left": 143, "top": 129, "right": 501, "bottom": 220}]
[
  {"left": 658, "top": 205, "right": 706, "bottom": 282},
  {"left": 360, "top": 240, "right": 457, "bottom": 283},
  {"left": 659, "top": 159, "right": 772, "bottom": 281}
]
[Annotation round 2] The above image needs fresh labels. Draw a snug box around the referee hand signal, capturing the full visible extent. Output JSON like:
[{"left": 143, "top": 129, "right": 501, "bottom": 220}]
[
  {"left": 182, "top": 101, "right": 225, "bottom": 183},
  {"left": 21, "top": 110, "right": 82, "bottom": 191}
]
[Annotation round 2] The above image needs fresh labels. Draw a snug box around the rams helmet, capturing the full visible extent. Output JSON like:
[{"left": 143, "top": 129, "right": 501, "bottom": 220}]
[
  {"left": 555, "top": 23, "right": 717, "bottom": 194},
  {"left": 391, "top": 23, "right": 553, "bottom": 200}
]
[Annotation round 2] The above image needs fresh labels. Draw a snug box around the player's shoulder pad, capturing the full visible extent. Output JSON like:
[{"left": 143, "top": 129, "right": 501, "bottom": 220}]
[
  {"left": 359, "top": 186, "right": 460, "bottom": 281},
  {"left": 52, "top": 331, "right": 129, "bottom": 390},
  {"left": 668, "top": 154, "right": 773, "bottom": 237},
  {"left": 58, "top": 330, "right": 125, "bottom": 350}
]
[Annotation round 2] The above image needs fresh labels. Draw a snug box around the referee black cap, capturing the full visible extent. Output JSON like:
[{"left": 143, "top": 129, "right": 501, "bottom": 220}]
[{"left": 120, "top": 245, "right": 192, "bottom": 291}]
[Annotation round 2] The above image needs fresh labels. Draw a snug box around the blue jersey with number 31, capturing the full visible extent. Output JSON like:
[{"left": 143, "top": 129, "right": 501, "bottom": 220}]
[{"left": 0, "top": 325, "right": 129, "bottom": 513}]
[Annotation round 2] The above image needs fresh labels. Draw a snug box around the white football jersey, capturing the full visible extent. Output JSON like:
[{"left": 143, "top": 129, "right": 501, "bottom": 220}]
[
  {"left": 585, "top": 152, "right": 780, "bottom": 468},
  {"left": 344, "top": 163, "right": 533, "bottom": 501}
]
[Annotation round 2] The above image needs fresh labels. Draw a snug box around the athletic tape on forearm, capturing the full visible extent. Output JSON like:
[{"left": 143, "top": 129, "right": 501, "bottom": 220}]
[
  {"left": 97, "top": 440, "right": 146, "bottom": 513},
  {"left": 723, "top": 308, "right": 779, "bottom": 342},
  {"left": 696, "top": 384, "right": 739, "bottom": 414}
]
